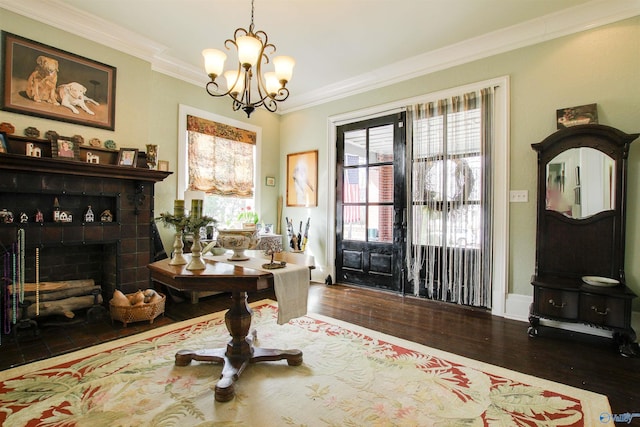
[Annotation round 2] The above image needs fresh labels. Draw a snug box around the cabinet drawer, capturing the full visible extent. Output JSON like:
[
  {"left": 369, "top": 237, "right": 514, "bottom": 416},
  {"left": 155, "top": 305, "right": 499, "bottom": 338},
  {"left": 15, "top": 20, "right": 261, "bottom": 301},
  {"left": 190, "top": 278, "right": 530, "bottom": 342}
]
[
  {"left": 579, "top": 294, "right": 627, "bottom": 328},
  {"left": 535, "top": 288, "right": 579, "bottom": 319}
]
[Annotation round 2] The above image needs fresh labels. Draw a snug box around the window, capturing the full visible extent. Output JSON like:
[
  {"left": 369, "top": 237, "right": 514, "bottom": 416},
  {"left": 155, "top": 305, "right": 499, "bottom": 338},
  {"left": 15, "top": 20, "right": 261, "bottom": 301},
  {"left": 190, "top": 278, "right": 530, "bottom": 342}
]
[
  {"left": 178, "top": 105, "right": 262, "bottom": 226},
  {"left": 412, "top": 106, "right": 482, "bottom": 248}
]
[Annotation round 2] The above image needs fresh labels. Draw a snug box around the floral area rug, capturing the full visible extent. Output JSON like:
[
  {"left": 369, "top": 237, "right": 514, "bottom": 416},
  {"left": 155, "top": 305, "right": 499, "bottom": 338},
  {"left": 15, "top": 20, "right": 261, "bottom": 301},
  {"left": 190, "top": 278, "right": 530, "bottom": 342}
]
[{"left": 0, "top": 299, "right": 612, "bottom": 426}]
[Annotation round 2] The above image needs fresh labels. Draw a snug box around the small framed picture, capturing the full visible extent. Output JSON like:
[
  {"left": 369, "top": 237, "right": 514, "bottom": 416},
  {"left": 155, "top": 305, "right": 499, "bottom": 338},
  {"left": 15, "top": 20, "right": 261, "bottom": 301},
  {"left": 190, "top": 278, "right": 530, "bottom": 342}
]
[
  {"left": 51, "top": 136, "right": 80, "bottom": 160},
  {"left": 0, "top": 132, "right": 7, "bottom": 154},
  {"left": 117, "top": 148, "right": 138, "bottom": 167},
  {"left": 556, "top": 103, "right": 597, "bottom": 129},
  {"left": 157, "top": 160, "right": 169, "bottom": 171},
  {"left": 265, "top": 176, "right": 276, "bottom": 187}
]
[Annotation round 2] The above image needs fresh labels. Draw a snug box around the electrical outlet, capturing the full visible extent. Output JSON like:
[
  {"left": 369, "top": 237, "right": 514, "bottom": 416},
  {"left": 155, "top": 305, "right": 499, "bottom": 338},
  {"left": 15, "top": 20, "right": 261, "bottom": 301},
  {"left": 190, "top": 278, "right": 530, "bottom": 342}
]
[{"left": 509, "top": 190, "right": 528, "bottom": 203}]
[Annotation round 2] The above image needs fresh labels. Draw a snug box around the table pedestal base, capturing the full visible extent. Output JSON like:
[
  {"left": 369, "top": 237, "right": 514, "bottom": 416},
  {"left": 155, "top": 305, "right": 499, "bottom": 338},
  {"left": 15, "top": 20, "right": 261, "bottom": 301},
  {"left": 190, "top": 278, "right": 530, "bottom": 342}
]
[{"left": 174, "top": 291, "right": 303, "bottom": 402}]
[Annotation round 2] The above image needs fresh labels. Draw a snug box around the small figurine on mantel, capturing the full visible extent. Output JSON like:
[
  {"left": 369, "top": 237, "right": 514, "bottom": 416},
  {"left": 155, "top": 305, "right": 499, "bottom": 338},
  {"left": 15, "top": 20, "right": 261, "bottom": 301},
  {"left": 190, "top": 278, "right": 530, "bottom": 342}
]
[
  {"left": 1, "top": 209, "right": 14, "bottom": 224},
  {"left": 34, "top": 209, "right": 44, "bottom": 223},
  {"left": 53, "top": 197, "right": 61, "bottom": 222},
  {"left": 19, "top": 212, "right": 29, "bottom": 223},
  {"left": 84, "top": 206, "right": 95, "bottom": 223},
  {"left": 100, "top": 210, "right": 113, "bottom": 222}
]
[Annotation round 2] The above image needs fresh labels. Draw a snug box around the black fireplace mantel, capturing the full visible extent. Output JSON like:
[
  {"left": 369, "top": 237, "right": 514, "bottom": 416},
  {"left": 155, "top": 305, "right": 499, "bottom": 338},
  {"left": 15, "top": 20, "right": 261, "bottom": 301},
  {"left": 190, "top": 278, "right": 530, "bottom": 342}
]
[{"left": 0, "top": 147, "right": 172, "bottom": 296}]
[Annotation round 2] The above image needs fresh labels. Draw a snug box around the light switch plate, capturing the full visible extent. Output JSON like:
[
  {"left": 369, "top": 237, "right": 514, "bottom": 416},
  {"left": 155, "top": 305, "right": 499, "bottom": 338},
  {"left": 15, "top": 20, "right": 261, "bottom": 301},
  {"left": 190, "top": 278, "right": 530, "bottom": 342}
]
[{"left": 509, "top": 190, "right": 528, "bottom": 203}]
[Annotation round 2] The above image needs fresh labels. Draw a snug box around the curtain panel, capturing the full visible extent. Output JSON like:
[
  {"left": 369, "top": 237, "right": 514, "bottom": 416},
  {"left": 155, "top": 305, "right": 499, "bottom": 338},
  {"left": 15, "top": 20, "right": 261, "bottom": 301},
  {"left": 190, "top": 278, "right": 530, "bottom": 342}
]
[
  {"left": 186, "top": 115, "right": 256, "bottom": 197},
  {"left": 405, "top": 87, "right": 495, "bottom": 308}
]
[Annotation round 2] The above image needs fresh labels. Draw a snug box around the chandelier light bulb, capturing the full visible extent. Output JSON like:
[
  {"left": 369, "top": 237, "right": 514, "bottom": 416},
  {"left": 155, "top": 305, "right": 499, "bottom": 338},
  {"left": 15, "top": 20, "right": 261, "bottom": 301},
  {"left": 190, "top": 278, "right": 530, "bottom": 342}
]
[
  {"left": 264, "top": 72, "right": 280, "bottom": 95},
  {"left": 224, "top": 70, "right": 244, "bottom": 95},
  {"left": 202, "top": 49, "right": 227, "bottom": 78},
  {"left": 236, "top": 35, "right": 263, "bottom": 68},
  {"left": 273, "top": 55, "right": 295, "bottom": 84}
]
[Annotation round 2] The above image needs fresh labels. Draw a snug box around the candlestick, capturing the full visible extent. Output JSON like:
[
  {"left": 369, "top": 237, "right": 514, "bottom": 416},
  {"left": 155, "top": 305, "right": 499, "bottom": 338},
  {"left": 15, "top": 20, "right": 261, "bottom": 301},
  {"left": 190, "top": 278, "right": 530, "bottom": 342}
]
[
  {"left": 191, "top": 199, "right": 203, "bottom": 219},
  {"left": 174, "top": 199, "right": 185, "bottom": 217}
]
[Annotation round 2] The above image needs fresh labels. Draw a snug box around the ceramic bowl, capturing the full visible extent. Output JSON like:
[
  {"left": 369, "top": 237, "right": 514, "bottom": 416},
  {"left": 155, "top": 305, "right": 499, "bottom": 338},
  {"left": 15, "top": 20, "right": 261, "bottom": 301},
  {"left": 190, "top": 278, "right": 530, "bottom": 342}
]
[
  {"left": 216, "top": 229, "right": 260, "bottom": 260},
  {"left": 210, "top": 247, "right": 227, "bottom": 256}
]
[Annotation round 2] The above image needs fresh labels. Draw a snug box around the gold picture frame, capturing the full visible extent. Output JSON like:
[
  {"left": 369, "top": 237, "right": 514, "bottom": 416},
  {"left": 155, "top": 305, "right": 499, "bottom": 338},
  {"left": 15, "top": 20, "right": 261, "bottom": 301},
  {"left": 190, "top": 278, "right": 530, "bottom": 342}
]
[{"left": 286, "top": 150, "right": 318, "bottom": 207}]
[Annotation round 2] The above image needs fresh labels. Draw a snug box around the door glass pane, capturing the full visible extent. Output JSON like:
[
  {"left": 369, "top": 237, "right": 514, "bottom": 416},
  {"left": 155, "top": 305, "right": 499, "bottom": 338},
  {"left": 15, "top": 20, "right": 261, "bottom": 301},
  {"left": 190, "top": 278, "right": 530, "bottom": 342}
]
[
  {"left": 368, "top": 205, "right": 393, "bottom": 243},
  {"left": 343, "top": 205, "right": 366, "bottom": 241},
  {"left": 344, "top": 130, "right": 366, "bottom": 165},
  {"left": 368, "top": 165, "right": 394, "bottom": 203},
  {"left": 446, "top": 204, "right": 481, "bottom": 249},
  {"left": 344, "top": 168, "right": 366, "bottom": 203},
  {"left": 369, "top": 125, "right": 394, "bottom": 163}
]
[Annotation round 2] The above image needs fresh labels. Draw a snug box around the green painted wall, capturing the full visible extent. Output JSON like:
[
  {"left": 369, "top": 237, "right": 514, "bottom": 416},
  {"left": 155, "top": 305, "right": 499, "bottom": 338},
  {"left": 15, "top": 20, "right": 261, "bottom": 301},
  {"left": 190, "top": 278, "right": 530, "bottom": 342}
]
[
  {"left": 279, "top": 17, "right": 640, "bottom": 310},
  {"left": 2, "top": 9, "right": 639, "bottom": 313}
]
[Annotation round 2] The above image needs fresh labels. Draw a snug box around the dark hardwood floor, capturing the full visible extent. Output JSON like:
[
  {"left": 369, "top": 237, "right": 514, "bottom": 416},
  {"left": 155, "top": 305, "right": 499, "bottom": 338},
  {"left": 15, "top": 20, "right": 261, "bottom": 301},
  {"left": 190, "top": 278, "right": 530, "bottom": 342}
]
[{"left": 1, "top": 283, "right": 638, "bottom": 418}]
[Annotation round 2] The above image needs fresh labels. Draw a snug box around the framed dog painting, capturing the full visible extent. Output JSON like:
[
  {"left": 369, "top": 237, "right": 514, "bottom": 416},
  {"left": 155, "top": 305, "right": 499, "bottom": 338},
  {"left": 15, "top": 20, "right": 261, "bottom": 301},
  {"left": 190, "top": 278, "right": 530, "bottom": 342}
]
[{"left": 1, "top": 32, "right": 117, "bottom": 130}]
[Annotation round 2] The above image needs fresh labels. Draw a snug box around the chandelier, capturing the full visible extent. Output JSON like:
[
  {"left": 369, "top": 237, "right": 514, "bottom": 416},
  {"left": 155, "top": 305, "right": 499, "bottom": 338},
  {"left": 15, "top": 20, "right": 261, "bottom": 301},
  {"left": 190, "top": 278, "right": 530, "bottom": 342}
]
[{"left": 202, "top": 0, "right": 295, "bottom": 117}]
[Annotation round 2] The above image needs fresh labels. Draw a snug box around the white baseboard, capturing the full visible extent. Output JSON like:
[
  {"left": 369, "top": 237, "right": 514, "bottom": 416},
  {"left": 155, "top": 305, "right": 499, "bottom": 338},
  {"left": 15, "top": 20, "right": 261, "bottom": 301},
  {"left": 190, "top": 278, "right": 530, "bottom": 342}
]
[
  {"left": 504, "top": 293, "right": 531, "bottom": 322},
  {"left": 503, "top": 293, "right": 639, "bottom": 341}
]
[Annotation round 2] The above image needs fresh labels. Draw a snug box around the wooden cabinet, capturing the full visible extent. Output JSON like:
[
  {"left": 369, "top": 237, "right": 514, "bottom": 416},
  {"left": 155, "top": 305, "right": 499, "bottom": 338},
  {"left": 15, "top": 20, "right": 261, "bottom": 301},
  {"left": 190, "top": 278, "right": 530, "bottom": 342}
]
[{"left": 528, "top": 124, "right": 638, "bottom": 356}]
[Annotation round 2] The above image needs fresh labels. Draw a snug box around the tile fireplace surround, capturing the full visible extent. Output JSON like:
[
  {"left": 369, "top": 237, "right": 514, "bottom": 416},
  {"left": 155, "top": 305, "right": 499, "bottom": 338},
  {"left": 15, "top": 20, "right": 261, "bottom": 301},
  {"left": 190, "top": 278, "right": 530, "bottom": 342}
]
[{"left": 0, "top": 137, "right": 171, "bottom": 304}]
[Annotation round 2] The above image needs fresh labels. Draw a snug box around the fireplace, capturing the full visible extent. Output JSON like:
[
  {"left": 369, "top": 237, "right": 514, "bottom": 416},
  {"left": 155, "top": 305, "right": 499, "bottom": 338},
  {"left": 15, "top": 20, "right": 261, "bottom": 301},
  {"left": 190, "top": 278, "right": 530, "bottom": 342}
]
[{"left": 0, "top": 138, "right": 170, "bottom": 314}]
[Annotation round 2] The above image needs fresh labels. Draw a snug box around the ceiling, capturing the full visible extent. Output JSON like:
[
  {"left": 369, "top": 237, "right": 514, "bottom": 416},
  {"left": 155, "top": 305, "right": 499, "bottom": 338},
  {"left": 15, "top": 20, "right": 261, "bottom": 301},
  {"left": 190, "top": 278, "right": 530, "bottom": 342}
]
[{"left": 2, "top": 0, "right": 638, "bottom": 113}]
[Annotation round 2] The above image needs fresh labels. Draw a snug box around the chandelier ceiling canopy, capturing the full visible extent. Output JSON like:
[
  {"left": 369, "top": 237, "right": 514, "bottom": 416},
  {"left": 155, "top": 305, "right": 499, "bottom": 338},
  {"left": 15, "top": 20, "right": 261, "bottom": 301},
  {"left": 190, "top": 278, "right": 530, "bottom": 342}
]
[{"left": 202, "top": 0, "right": 295, "bottom": 117}]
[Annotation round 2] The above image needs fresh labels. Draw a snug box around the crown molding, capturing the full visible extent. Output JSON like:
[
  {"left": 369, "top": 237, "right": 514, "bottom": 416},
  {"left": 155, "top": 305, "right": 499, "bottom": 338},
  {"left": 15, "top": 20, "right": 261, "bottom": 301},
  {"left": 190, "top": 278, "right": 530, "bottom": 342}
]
[
  {"left": 279, "top": 0, "right": 640, "bottom": 113},
  {"left": 2, "top": 0, "right": 638, "bottom": 115},
  {"left": 0, "top": 0, "right": 167, "bottom": 61}
]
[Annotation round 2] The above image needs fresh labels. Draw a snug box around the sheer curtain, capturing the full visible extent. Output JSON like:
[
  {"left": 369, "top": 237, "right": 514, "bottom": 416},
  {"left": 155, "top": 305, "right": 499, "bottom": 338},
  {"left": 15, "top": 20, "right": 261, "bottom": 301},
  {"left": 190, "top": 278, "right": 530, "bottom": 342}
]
[{"left": 406, "top": 87, "right": 494, "bottom": 308}]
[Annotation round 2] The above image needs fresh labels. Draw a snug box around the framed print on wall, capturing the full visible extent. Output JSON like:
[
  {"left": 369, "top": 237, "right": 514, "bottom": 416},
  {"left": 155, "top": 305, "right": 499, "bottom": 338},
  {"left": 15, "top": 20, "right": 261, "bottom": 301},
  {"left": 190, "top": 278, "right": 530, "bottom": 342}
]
[
  {"left": 286, "top": 150, "right": 318, "bottom": 207},
  {"left": 1, "top": 31, "right": 117, "bottom": 130},
  {"left": 265, "top": 176, "right": 276, "bottom": 187}
]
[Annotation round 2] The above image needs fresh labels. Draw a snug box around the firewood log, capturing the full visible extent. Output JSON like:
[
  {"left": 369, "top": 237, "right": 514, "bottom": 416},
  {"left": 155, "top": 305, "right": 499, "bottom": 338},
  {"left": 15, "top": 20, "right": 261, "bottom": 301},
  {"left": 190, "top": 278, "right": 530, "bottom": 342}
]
[
  {"left": 19, "top": 294, "right": 103, "bottom": 319},
  {"left": 9, "top": 279, "right": 95, "bottom": 294}
]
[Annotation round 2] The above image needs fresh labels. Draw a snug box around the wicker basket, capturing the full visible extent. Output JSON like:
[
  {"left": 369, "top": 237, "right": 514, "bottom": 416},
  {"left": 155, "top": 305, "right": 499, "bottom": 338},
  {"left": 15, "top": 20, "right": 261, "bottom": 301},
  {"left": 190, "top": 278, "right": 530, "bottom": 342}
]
[{"left": 109, "top": 293, "right": 166, "bottom": 327}]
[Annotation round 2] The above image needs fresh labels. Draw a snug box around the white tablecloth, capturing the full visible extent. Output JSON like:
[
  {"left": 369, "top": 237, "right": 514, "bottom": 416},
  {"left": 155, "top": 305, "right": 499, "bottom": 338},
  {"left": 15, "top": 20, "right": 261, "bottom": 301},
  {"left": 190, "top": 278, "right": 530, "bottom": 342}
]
[{"left": 206, "top": 253, "right": 309, "bottom": 324}]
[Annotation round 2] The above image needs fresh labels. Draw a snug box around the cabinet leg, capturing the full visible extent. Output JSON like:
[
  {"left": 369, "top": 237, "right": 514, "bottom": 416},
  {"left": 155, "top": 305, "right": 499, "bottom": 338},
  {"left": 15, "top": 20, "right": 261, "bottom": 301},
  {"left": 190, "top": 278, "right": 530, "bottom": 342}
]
[
  {"left": 528, "top": 316, "right": 539, "bottom": 338},
  {"left": 613, "top": 332, "right": 639, "bottom": 358}
]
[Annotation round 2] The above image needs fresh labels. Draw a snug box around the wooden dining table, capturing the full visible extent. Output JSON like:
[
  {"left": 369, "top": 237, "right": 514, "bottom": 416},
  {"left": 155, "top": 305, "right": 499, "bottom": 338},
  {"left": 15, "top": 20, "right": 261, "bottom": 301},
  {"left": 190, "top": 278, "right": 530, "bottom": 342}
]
[{"left": 147, "top": 251, "right": 313, "bottom": 402}]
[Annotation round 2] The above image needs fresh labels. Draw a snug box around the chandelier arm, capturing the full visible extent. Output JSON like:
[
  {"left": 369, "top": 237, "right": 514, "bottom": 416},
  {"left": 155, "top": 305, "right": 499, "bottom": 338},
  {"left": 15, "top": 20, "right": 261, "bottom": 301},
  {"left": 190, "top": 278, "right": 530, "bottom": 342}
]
[
  {"left": 272, "top": 87, "right": 290, "bottom": 102},
  {"left": 205, "top": 80, "right": 235, "bottom": 98},
  {"left": 232, "top": 27, "right": 249, "bottom": 40}
]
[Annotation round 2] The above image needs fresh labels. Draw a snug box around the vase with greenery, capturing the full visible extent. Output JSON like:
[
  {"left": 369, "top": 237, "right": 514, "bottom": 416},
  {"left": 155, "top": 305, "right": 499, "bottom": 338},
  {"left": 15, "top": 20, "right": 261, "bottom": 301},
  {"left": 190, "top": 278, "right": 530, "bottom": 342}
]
[{"left": 156, "top": 212, "right": 216, "bottom": 269}]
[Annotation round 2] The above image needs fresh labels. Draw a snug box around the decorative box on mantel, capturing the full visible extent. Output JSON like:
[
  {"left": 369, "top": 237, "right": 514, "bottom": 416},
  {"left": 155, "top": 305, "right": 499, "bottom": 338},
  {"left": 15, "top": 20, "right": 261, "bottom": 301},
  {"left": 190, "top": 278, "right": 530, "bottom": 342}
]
[{"left": 0, "top": 139, "right": 171, "bottom": 300}]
